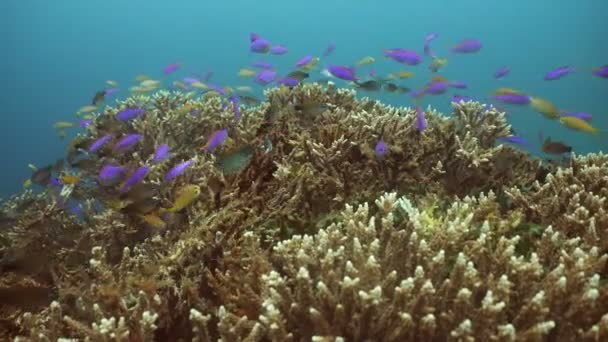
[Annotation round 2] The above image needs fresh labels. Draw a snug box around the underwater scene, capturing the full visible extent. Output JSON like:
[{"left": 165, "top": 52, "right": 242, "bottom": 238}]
[{"left": 1, "top": 0, "right": 608, "bottom": 340}]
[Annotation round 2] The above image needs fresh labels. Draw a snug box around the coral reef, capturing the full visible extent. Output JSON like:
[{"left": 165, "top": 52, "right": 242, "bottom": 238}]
[{"left": 0, "top": 83, "right": 606, "bottom": 341}]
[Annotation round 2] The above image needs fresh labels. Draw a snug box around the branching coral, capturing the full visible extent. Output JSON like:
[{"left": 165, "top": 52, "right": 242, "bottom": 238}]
[{"left": 1, "top": 84, "right": 606, "bottom": 341}]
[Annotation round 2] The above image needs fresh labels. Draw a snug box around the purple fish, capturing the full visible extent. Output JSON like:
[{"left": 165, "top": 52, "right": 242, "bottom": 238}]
[
  {"left": 544, "top": 66, "right": 575, "bottom": 80},
  {"left": 451, "top": 39, "right": 482, "bottom": 53},
  {"left": 493, "top": 94, "right": 530, "bottom": 105},
  {"left": 323, "top": 42, "right": 335, "bottom": 57},
  {"left": 79, "top": 119, "right": 93, "bottom": 128},
  {"left": 499, "top": 135, "right": 527, "bottom": 146},
  {"left": 425, "top": 81, "right": 449, "bottom": 95},
  {"left": 163, "top": 63, "right": 180, "bottom": 74},
  {"left": 206, "top": 83, "right": 226, "bottom": 95},
  {"left": 251, "top": 61, "right": 273, "bottom": 69},
  {"left": 165, "top": 160, "right": 194, "bottom": 182},
  {"left": 120, "top": 165, "right": 150, "bottom": 192},
  {"left": 99, "top": 164, "right": 126, "bottom": 181},
  {"left": 276, "top": 77, "right": 300, "bottom": 87},
  {"left": 153, "top": 144, "right": 171, "bottom": 163},
  {"left": 88, "top": 134, "right": 113, "bottom": 153},
  {"left": 117, "top": 108, "right": 145, "bottom": 121},
  {"left": 49, "top": 176, "right": 62, "bottom": 187},
  {"left": 295, "top": 56, "right": 313, "bottom": 67},
  {"left": 374, "top": 139, "right": 388, "bottom": 158},
  {"left": 424, "top": 33, "right": 439, "bottom": 57},
  {"left": 270, "top": 45, "right": 288, "bottom": 55},
  {"left": 255, "top": 69, "right": 277, "bottom": 85},
  {"left": 451, "top": 94, "right": 474, "bottom": 103},
  {"left": 250, "top": 38, "right": 271, "bottom": 53},
  {"left": 415, "top": 105, "right": 427, "bottom": 132},
  {"left": 448, "top": 81, "right": 468, "bottom": 89},
  {"left": 592, "top": 65, "right": 608, "bottom": 78},
  {"left": 327, "top": 65, "right": 357, "bottom": 81},
  {"left": 383, "top": 48, "right": 422, "bottom": 65},
  {"left": 230, "top": 95, "right": 241, "bottom": 120},
  {"left": 113, "top": 134, "right": 143, "bottom": 152},
  {"left": 202, "top": 129, "right": 228, "bottom": 153},
  {"left": 561, "top": 111, "right": 592, "bottom": 122},
  {"left": 104, "top": 88, "right": 119, "bottom": 97},
  {"left": 494, "top": 67, "right": 511, "bottom": 79},
  {"left": 183, "top": 77, "right": 200, "bottom": 85}
]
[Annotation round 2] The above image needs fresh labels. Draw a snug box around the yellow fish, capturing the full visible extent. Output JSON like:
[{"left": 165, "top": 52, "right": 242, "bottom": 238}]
[
  {"left": 106, "top": 80, "right": 118, "bottom": 87},
  {"left": 173, "top": 81, "right": 188, "bottom": 90},
  {"left": 23, "top": 179, "right": 32, "bottom": 188},
  {"left": 139, "top": 213, "right": 167, "bottom": 229},
  {"left": 300, "top": 57, "right": 320, "bottom": 70},
  {"left": 428, "top": 57, "right": 448, "bottom": 72},
  {"left": 191, "top": 82, "right": 208, "bottom": 90},
  {"left": 493, "top": 87, "right": 523, "bottom": 95},
  {"left": 78, "top": 105, "right": 98, "bottom": 114},
  {"left": 238, "top": 68, "right": 257, "bottom": 77},
  {"left": 52, "top": 121, "right": 74, "bottom": 130},
  {"left": 140, "top": 79, "right": 160, "bottom": 88},
  {"left": 168, "top": 184, "right": 201, "bottom": 212},
  {"left": 559, "top": 116, "right": 602, "bottom": 135},
  {"left": 236, "top": 86, "right": 253, "bottom": 93},
  {"left": 530, "top": 97, "right": 560, "bottom": 119},
  {"left": 223, "top": 86, "right": 234, "bottom": 95},
  {"left": 355, "top": 56, "right": 375, "bottom": 66},
  {"left": 396, "top": 71, "right": 414, "bottom": 79},
  {"left": 61, "top": 175, "right": 80, "bottom": 185},
  {"left": 135, "top": 74, "right": 151, "bottom": 82}
]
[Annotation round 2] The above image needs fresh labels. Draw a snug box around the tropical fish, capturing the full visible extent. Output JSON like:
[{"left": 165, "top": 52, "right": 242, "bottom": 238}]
[
  {"left": 493, "top": 93, "right": 530, "bottom": 105},
  {"left": 270, "top": 45, "right": 288, "bottom": 55},
  {"left": 120, "top": 165, "right": 150, "bottom": 193},
  {"left": 92, "top": 90, "right": 106, "bottom": 105},
  {"left": 165, "top": 160, "right": 194, "bottom": 182},
  {"left": 139, "top": 213, "right": 167, "bottom": 229},
  {"left": 53, "top": 121, "right": 74, "bottom": 130},
  {"left": 250, "top": 37, "right": 271, "bottom": 53},
  {"left": 374, "top": 138, "right": 388, "bottom": 158},
  {"left": 425, "top": 81, "right": 449, "bottom": 95},
  {"left": 140, "top": 80, "right": 160, "bottom": 88},
  {"left": 327, "top": 65, "right": 357, "bottom": 81},
  {"left": 235, "top": 86, "right": 253, "bottom": 93},
  {"left": 31, "top": 165, "right": 53, "bottom": 185},
  {"left": 383, "top": 48, "right": 421, "bottom": 65},
  {"left": 287, "top": 70, "right": 309, "bottom": 81},
  {"left": 238, "top": 68, "right": 257, "bottom": 77},
  {"left": 559, "top": 116, "right": 601, "bottom": 135},
  {"left": 61, "top": 175, "right": 80, "bottom": 185},
  {"left": 295, "top": 55, "right": 313, "bottom": 68},
  {"left": 451, "top": 94, "right": 474, "bottom": 103},
  {"left": 451, "top": 39, "right": 482, "bottom": 53},
  {"left": 592, "top": 65, "right": 608, "bottom": 78},
  {"left": 494, "top": 67, "right": 511, "bottom": 79},
  {"left": 276, "top": 77, "right": 300, "bottom": 87},
  {"left": 395, "top": 71, "right": 414, "bottom": 79},
  {"left": 113, "top": 134, "right": 143, "bottom": 152},
  {"left": 167, "top": 184, "right": 201, "bottom": 212},
  {"left": 153, "top": 144, "right": 171, "bottom": 163},
  {"left": 499, "top": 135, "right": 527, "bottom": 146},
  {"left": 78, "top": 105, "right": 98, "bottom": 114},
  {"left": 560, "top": 111, "right": 592, "bottom": 122},
  {"left": 423, "top": 32, "right": 438, "bottom": 57},
  {"left": 355, "top": 56, "right": 375, "bottom": 66},
  {"left": 106, "top": 80, "right": 118, "bottom": 87},
  {"left": 202, "top": 129, "right": 229, "bottom": 153},
  {"left": 255, "top": 69, "right": 277, "bottom": 85},
  {"left": 530, "top": 97, "right": 560, "bottom": 119},
  {"left": 98, "top": 164, "right": 126, "bottom": 182},
  {"left": 88, "top": 134, "right": 113, "bottom": 153},
  {"left": 163, "top": 62, "right": 180, "bottom": 74},
  {"left": 238, "top": 95, "right": 260, "bottom": 106},
  {"left": 135, "top": 75, "right": 151, "bottom": 82},
  {"left": 542, "top": 137, "right": 572, "bottom": 154},
  {"left": 116, "top": 108, "right": 145, "bottom": 121},
  {"left": 448, "top": 81, "right": 467, "bottom": 89},
  {"left": 493, "top": 87, "right": 523, "bottom": 95},
  {"left": 544, "top": 66, "right": 575, "bottom": 81},
  {"left": 428, "top": 57, "right": 447, "bottom": 72},
  {"left": 173, "top": 81, "right": 188, "bottom": 90},
  {"left": 230, "top": 95, "right": 241, "bottom": 120},
  {"left": 191, "top": 81, "right": 208, "bottom": 90},
  {"left": 355, "top": 80, "right": 382, "bottom": 91}
]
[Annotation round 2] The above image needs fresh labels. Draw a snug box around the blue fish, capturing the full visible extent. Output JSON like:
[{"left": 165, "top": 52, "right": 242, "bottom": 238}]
[
  {"left": 153, "top": 144, "right": 171, "bottom": 163},
  {"left": 117, "top": 108, "right": 145, "bottom": 121},
  {"left": 165, "top": 160, "right": 194, "bottom": 182},
  {"left": 375, "top": 139, "right": 388, "bottom": 158},
  {"left": 120, "top": 165, "right": 150, "bottom": 192},
  {"left": 113, "top": 134, "right": 143, "bottom": 152},
  {"left": 88, "top": 134, "right": 113, "bottom": 153}
]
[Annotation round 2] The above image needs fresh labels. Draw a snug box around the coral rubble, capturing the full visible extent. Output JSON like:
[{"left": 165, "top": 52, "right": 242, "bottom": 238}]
[{"left": 0, "top": 83, "right": 606, "bottom": 341}]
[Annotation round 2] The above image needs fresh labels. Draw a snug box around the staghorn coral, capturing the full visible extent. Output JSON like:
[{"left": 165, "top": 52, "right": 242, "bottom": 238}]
[{"left": 1, "top": 83, "right": 606, "bottom": 340}]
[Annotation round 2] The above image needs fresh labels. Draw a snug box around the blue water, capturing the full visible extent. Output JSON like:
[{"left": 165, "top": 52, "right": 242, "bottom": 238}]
[{"left": 1, "top": 0, "right": 607, "bottom": 197}]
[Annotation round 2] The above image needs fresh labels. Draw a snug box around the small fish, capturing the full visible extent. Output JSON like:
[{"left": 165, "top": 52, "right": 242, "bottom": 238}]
[
  {"left": 323, "top": 42, "right": 335, "bottom": 56},
  {"left": 327, "top": 65, "right": 357, "bottom": 81},
  {"left": 415, "top": 105, "right": 427, "bottom": 132},
  {"left": 424, "top": 32, "right": 439, "bottom": 57},
  {"left": 235, "top": 86, "right": 253, "bottom": 93},
  {"left": 61, "top": 175, "right": 80, "bottom": 185},
  {"left": 116, "top": 108, "right": 145, "bottom": 121},
  {"left": 251, "top": 61, "right": 273, "bottom": 69},
  {"left": 499, "top": 135, "right": 527, "bottom": 146},
  {"left": 106, "top": 80, "right": 118, "bottom": 87},
  {"left": 294, "top": 101, "right": 327, "bottom": 116},
  {"left": 140, "top": 79, "right": 160, "bottom": 88},
  {"left": 120, "top": 165, "right": 150, "bottom": 192},
  {"left": 153, "top": 144, "right": 171, "bottom": 163},
  {"left": 112, "top": 134, "right": 143, "bottom": 152},
  {"left": 163, "top": 62, "right": 180, "bottom": 74},
  {"left": 238, "top": 68, "right": 257, "bottom": 77},
  {"left": 139, "top": 213, "right": 167, "bottom": 229},
  {"left": 53, "top": 121, "right": 74, "bottom": 130},
  {"left": 167, "top": 184, "right": 201, "bottom": 212},
  {"left": 92, "top": 90, "right": 106, "bottom": 105},
  {"left": 78, "top": 105, "right": 98, "bottom": 114},
  {"left": 165, "top": 160, "right": 194, "bottom": 182},
  {"left": 559, "top": 116, "right": 601, "bottom": 135},
  {"left": 276, "top": 77, "right": 300, "bottom": 87},
  {"left": 530, "top": 97, "right": 560, "bottom": 119},
  {"left": 544, "top": 66, "right": 575, "bottom": 81},
  {"left": 451, "top": 39, "right": 482, "bottom": 53},
  {"left": 384, "top": 83, "right": 399, "bottom": 92},
  {"left": 493, "top": 87, "right": 523, "bottom": 95},
  {"left": 542, "top": 137, "right": 572, "bottom": 154},
  {"left": 287, "top": 70, "right": 309, "bottom": 81},
  {"left": 396, "top": 71, "right": 414, "bottom": 79},
  {"left": 448, "top": 81, "right": 467, "bottom": 89},
  {"left": 425, "top": 81, "right": 449, "bottom": 95},
  {"left": 191, "top": 81, "right": 208, "bottom": 90},
  {"left": 295, "top": 55, "right": 313, "bottom": 67},
  {"left": 355, "top": 56, "right": 375, "bottom": 66},
  {"left": 88, "top": 134, "right": 113, "bottom": 153},
  {"left": 494, "top": 67, "right": 511, "bottom": 79},
  {"left": 255, "top": 69, "right": 277, "bottom": 85},
  {"left": 493, "top": 93, "right": 530, "bottom": 105},
  {"left": 560, "top": 111, "right": 592, "bottom": 122},
  {"left": 98, "top": 164, "right": 126, "bottom": 182},
  {"left": 428, "top": 57, "right": 447, "bottom": 72},
  {"left": 250, "top": 38, "right": 271, "bottom": 53},
  {"left": 592, "top": 65, "right": 608, "bottom": 78},
  {"left": 374, "top": 139, "right": 388, "bottom": 158},
  {"left": 451, "top": 94, "right": 474, "bottom": 103},
  {"left": 173, "top": 81, "right": 188, "bottom": 90},
  {"left": 355, "top": 80, "right": 382, "bottom": 91},
  {"left": 202, "top": 129, "right": 229, "bottom": 153},
  {"left": 22, "top": 179, "right": 32, "bottom": 188},
  {"left": 270, "top": 45, "right": 288, "bottom": 55},
  {"left": 79, "top": 119, "right": 93, "bottom": 128},
  {"left": 383, "top": 48, "right": 422, "bottom": 65}
]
